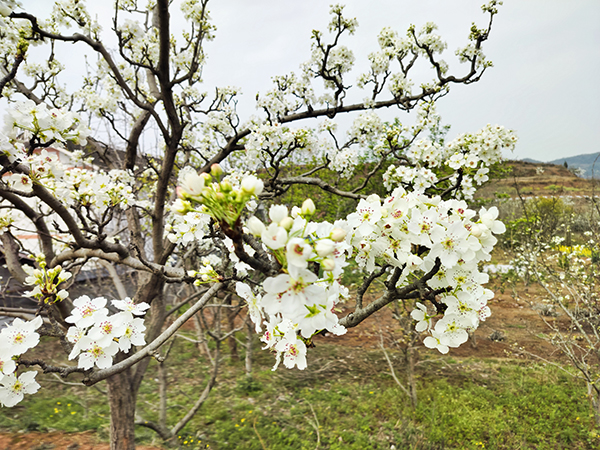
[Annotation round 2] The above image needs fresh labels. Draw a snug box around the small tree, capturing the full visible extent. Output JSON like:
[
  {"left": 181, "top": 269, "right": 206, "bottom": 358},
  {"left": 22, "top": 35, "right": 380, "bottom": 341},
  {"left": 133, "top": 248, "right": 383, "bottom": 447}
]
[
  {"left": 511, "top": 196, "right": 600, "bottom": 425},
  {"left": 0, "top": 1, "right": 513, "bottom": 448}
]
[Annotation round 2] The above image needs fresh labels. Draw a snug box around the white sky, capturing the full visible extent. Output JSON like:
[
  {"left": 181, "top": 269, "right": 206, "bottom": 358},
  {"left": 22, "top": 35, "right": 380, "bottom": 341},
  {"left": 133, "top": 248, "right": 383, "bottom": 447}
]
[{"left": 15, "top": 0, "right": 600, "bottom": 162}]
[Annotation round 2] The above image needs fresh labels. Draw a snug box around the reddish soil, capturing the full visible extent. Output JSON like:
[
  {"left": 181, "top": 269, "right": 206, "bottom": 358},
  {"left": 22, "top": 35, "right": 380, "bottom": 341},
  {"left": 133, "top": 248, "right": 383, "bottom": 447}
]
[
  {"left": 315, "top": 279, "right": 560, "bottom": 361},
  {"left": 0, "top": 431, "right": 160, "bottom": 450}
]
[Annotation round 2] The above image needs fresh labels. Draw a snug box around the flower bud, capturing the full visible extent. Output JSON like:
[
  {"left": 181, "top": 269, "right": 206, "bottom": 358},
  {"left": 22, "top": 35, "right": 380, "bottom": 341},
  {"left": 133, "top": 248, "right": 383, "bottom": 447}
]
[
  {"left": 301, "top": 198, "right": 316, "bottom": 216},
  {"left": 280, "top": 216, "right": 294, "bottom": 231},
  {"left": 58, "top": 271, "right": 72, "bottom": 283},
  {"left": 290, "top": 206, "right": 302, "bottom": 218},
  {"left": 330, "top": 227, "right": 347, "bottom": 242},
  {"left": 269, "top": 204, "right": 288, "bottom": 224},
  {"left": 179, "top": 171, "right": 206, "bottom": 197},
  {"left": 315, "top": 239, "right": 335, "bottom": 257},
  {"left": 172, "top": 198, "right": 191, "bottom": 214},
  {"left": 470, "top": 224, "right": 482, "bottom": 238},
  {"left": 241, "top": 175, "right": 264, "bottom": 196},
  {"left": 246, "top": 216, "right": 266, "bottom": 236},
  {"left": 220, "top": 180, "right": 232, "bottom": 192},
  {"left": 0, "top": 3, "right": 12, "bottom": 16},
  {"left": 210, "top": 163, "right": 223, "bottom": 177},
  {"left": 231, "top": 190, "right": 244, "bottom": 203},
  {"left": 321, "top": 258, "right": 336, "bottom": 271}
]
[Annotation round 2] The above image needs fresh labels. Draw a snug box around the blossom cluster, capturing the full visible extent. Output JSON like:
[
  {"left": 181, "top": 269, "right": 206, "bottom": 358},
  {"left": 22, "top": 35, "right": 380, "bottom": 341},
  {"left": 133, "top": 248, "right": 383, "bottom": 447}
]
[
  {"left": 76, "top": 61, "right": 122, "bottom": 116},
  {"left": 383, "top": 124, "right": 517, "bottom": 199},
  {"left": 4, "top": 100, "right": 89, "bottom": 147},
  {"left": 65, "top": 296, "right": 149, "bottom": 370},
  {"left": 344, "top": 187, "right": 505, "bottom": 353},
  {"left": 256, "top": 73, "right": 315, "bottom": 119},
  {"left": 244, "top": 123, "right": 319, "bottom": 171},
  {"left": 174, "top": 164, "right": 263, "bottom": 227},
  {"left": 0, "top": 101, "right": 141, "bottom": 222},
  {"left": 0, "top": 316, "right": 42, "bottom": 407},
  {"left": 188, "top": 256, "right": 222, "bottom": 285},
  {"left": 2, "top": 141, "right": 138, "bottom": 214},
  {"left": 1, "top": 103, "right": 140, "bottom": 227},
  {"left": 23, "top": 257, "right": 72, "bottom": 304},
  {"left": 236, "top": 199, "right": 350, "bottom": 370},
  {"left": 0, "top": 294, "right": 150, "bottom": 408},
  {"left": 170, "top": 154, "right": 507, "bottom": 367}
]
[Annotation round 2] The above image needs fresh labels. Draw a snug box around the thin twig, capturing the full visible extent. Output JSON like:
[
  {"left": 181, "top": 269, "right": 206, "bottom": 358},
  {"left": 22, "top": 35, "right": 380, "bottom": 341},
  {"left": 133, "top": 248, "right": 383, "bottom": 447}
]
[
  {"left": 379, "top": 332, "right": 410, "bottom": 397},
  {"left": 253, "top": 416, "right": 268, "bottom": 450},
  {"left": 306, "top": 401, "right": 321, "bottom": 450}
]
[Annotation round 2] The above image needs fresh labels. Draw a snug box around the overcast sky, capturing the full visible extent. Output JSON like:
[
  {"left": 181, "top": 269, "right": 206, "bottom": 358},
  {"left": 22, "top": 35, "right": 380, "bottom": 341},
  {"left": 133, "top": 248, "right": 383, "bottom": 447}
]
[{"left": 15, "top": 0, "right": 600, "bottom": 162}]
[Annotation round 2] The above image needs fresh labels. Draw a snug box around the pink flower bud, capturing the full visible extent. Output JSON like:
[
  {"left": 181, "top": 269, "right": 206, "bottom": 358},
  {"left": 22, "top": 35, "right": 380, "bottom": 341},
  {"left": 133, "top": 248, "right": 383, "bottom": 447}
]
[{"left": 210, "top": 163, "right": 223, "bottom": 177}]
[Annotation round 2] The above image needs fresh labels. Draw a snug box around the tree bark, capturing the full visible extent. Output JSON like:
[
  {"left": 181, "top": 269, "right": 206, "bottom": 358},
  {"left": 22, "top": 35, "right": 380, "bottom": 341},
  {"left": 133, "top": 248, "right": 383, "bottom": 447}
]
[{"left": 107, "top": 368, "right": 136, "bottom": 450}]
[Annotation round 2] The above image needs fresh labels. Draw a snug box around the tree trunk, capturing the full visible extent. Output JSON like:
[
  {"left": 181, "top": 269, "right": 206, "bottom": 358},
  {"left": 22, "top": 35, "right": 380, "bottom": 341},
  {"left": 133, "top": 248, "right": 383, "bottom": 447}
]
[
  {"left": 225, "top": 295, "right": 238, "bottom": 361},
  {"left": 107, "top": 369, "right": 137, "bottom": 450},
  {"left": 105, "top": 273, "right": 165, "bottom": 450},
  {"left": 404, "top": 343, "right": 418, "bottom": 410}
]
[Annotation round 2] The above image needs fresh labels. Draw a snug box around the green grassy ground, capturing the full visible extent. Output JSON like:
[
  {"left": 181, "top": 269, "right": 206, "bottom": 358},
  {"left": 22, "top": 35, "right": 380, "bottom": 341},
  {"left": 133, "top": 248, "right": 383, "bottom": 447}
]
[{"left": 2, "top": 335, "right": 598, "bottom": 450}]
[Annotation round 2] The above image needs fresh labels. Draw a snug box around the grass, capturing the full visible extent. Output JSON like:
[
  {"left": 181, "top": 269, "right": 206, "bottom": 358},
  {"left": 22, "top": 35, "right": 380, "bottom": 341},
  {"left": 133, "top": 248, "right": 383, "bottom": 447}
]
[
  {"left": 2, "top": 335, "right": 599, "bottom": 450},
  {"left": 0, "top": 385, "right": 110, "bottom": 435}
]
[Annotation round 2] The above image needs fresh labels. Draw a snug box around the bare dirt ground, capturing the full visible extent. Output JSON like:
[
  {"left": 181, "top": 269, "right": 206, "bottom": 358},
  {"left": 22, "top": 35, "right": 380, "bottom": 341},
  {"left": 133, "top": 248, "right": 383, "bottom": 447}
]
[
  {"left": 0, "top": 431, "right": 160, "bottom": 450},
  {"left": 315, "top": 279, "right": 559, "bottom": 361}
]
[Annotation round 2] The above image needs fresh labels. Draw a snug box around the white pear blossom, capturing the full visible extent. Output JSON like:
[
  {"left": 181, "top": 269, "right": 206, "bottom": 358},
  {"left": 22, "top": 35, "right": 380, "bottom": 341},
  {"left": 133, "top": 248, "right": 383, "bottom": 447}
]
[
  {"left": 0, "top": 371, "right": 40, "bottom": 407},
  {"left": 0, "top": 354, "right": 16, "bottom": 376},
  {"left": 112, "top": 298, "right": 150, "bottom": 316},
  {"left": 261, "top": 223, "right": 288, "bottom": 250},
  {"left": 0, "top": 316, "right": 43, "bottom": 357},
  {"left": 410, "top": 302, "right": 432, "bottom": 332},
  {"left": 236, "top": 282, "right": 264, "bottom": 333},
  {"left": 74, "top": 337, "right": 120, "bottom": 370},
  {"left": 65, "top": 295, "right": 109, "bottom": 328},
  {"left": 275, "top": 335, "right": 308, "bottom": 370},
  {"left": 117, "top": 317, "right": 147, "bottom": 353}
]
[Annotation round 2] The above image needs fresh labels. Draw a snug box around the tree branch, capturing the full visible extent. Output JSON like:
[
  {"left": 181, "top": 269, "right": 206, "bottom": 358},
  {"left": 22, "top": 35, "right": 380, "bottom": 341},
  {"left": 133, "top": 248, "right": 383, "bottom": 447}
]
[{"left": 83, "top": 282, "right": 223, "bottom": 385}]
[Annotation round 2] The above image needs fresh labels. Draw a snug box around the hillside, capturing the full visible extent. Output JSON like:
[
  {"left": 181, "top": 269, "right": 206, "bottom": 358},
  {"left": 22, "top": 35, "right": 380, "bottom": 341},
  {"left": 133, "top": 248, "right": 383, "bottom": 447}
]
[
  {"left": 547, "top": 152, "right": 600, "bottom": 178},
  {"left": 518, "top": 152, "right": 600, "bottom": 178},
  {"left": 476, "top": 159, "right": 599, "bottom": 199}
]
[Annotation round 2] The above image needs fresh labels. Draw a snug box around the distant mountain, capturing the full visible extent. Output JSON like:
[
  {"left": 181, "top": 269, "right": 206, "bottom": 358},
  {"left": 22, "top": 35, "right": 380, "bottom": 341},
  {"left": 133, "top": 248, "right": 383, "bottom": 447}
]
[
  {"left": 521, "top": 157, "right": 542, "bottom": 164},
  {"left": 547, "top": 152, "right": 600, "bottom": 179}
]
